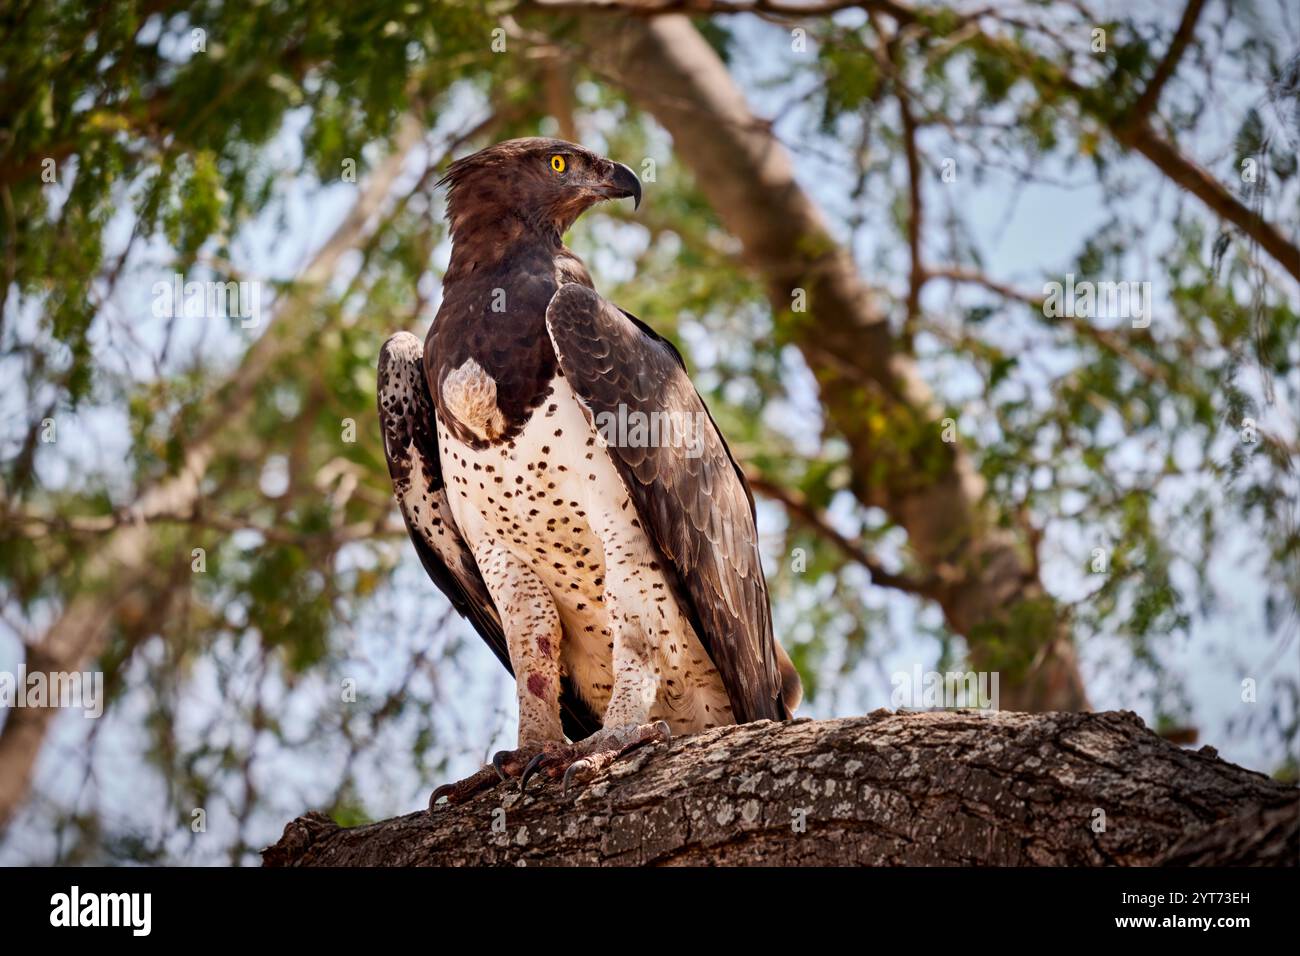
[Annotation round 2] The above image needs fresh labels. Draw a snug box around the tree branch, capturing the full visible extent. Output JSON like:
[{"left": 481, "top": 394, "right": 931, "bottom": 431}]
[
  {"left": 1123, "top": 0, "right": 1207, "bottom": 128},
  {"left": 965, "top": 4, "right": 1300, "bottom": 283},
  {"left": 865, "top": 10, "right": 927, "bottom": 338},
  {"left": 263, "top": 711, "right": 1299, "bottom": 866},
  {"left": 747, "top": 472, "right": 937, "bottom": 596},
  {"left": 1115, "top": 121, "right": 1300, "bottom": 282}
]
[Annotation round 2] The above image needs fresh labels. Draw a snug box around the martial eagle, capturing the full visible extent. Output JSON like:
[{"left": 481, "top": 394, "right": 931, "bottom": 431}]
[{"left": 377, "top": 138, "right": 801, "bottom": 804}]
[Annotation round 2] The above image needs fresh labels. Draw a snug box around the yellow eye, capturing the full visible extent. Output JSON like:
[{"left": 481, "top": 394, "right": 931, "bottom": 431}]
[{"left": 550, "top": 154, "right": 566, "bottom": 173}]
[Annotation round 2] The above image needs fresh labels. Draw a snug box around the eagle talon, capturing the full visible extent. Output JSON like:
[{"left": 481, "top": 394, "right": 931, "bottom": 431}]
[
  {"left": 492, "top": 751, "right": 513, "bottom": 782},
  {"left": 518, "top": 751, "right": 550, "bottom": 793},
  {"left": 562, "top": 759, "right": 594, "bottom": 797}
]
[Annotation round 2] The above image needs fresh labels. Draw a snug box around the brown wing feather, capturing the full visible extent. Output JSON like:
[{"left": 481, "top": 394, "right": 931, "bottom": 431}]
[
  {"left": 544, "top": 285, "right": 786, "bottom": 722},
  {"left": 378, "top": 332, "right": 601, "bottom": 741}
]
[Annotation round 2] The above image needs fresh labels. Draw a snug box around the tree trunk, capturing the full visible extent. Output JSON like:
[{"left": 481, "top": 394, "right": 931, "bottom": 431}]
[
  {"left": 262, "top": 711, "right": 1297, "bottom": 866},
  {"left": 576, "top": 14, "right": 1088, "bottom": 712}
]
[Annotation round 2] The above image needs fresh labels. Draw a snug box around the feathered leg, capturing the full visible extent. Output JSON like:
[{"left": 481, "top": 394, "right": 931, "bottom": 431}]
[
  {"left": 514, "top": 503, "right": 674, "bottom": 795},
  {"left": 429, "top": 538, "right": 568, "bottom": 809}
]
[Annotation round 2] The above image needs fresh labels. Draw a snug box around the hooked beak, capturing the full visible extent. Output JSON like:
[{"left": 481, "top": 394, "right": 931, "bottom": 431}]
[{"left": 600, "top": 161, "right": 642, "bottom": 210}]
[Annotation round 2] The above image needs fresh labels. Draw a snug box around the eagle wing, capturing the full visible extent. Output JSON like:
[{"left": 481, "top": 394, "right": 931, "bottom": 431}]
[
  {"left": 545, "top": 284, "right": 787, "bottom": 723},
  {"left": 377, "top": 332, "right": 601, "bottom": 741}
]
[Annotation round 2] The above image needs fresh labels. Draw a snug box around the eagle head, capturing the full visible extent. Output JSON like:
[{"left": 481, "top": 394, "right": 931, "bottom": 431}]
[{"left": 438, "top": 137, "right": 641, "bottom": 240}]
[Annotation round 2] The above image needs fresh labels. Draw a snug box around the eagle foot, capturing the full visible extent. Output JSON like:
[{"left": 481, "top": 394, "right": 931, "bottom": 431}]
[
  {"left": 517, "top": 720, "right": 672, "bottom": 796},
  {"left": 426, "top": 742, "right": 559, "bottom": 810}
]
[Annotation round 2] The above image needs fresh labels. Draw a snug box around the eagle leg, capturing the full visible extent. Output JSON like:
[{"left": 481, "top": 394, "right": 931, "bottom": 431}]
[
  {"left": 517, "top": 720, "right": 672, "bottom": 796},
  {"left": 472, "top": 538, "right": 568, "bottom": 753}
]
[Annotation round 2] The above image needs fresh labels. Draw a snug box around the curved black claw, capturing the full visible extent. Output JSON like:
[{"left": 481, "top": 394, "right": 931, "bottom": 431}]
[
  {"left": 518, "top": 752, "right": 549, "bottom": 794},
  {"left": 428, "top": 763, "right": 509, "bottom": 811},
  {"left": 562, "top": 758, "right": 594, "bottom": 797},
  {"left": 492, "top": 751, "right": 513, "bottom": 782}
]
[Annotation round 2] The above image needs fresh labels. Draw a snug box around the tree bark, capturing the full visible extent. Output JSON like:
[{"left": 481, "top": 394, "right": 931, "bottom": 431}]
[
  {"left": 575, "top": 13, "right": 1088, "bottom": 712},
  {"left": 262, "top": 711, "right": 1298, "bottom": 866}
]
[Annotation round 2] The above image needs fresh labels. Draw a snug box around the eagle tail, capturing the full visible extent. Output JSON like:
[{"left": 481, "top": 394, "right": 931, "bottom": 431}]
[{"left": 775, "top": 639, "right": 802, "bottom": 716}]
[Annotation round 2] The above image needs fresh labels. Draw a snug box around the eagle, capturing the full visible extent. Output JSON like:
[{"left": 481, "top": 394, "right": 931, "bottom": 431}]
[{"left": 377, "top": 138, "right": 801, "bottom": 805}]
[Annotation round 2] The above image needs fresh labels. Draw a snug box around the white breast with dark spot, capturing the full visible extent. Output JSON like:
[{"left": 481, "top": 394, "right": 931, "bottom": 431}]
[{"left": 437, "top": 370, "right": 733, "bottom": 733}]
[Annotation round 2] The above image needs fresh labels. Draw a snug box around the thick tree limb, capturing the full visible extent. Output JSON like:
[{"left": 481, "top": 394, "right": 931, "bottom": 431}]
[{"left": 263, "top": 711, "right": 1298, "bottom": 866}]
